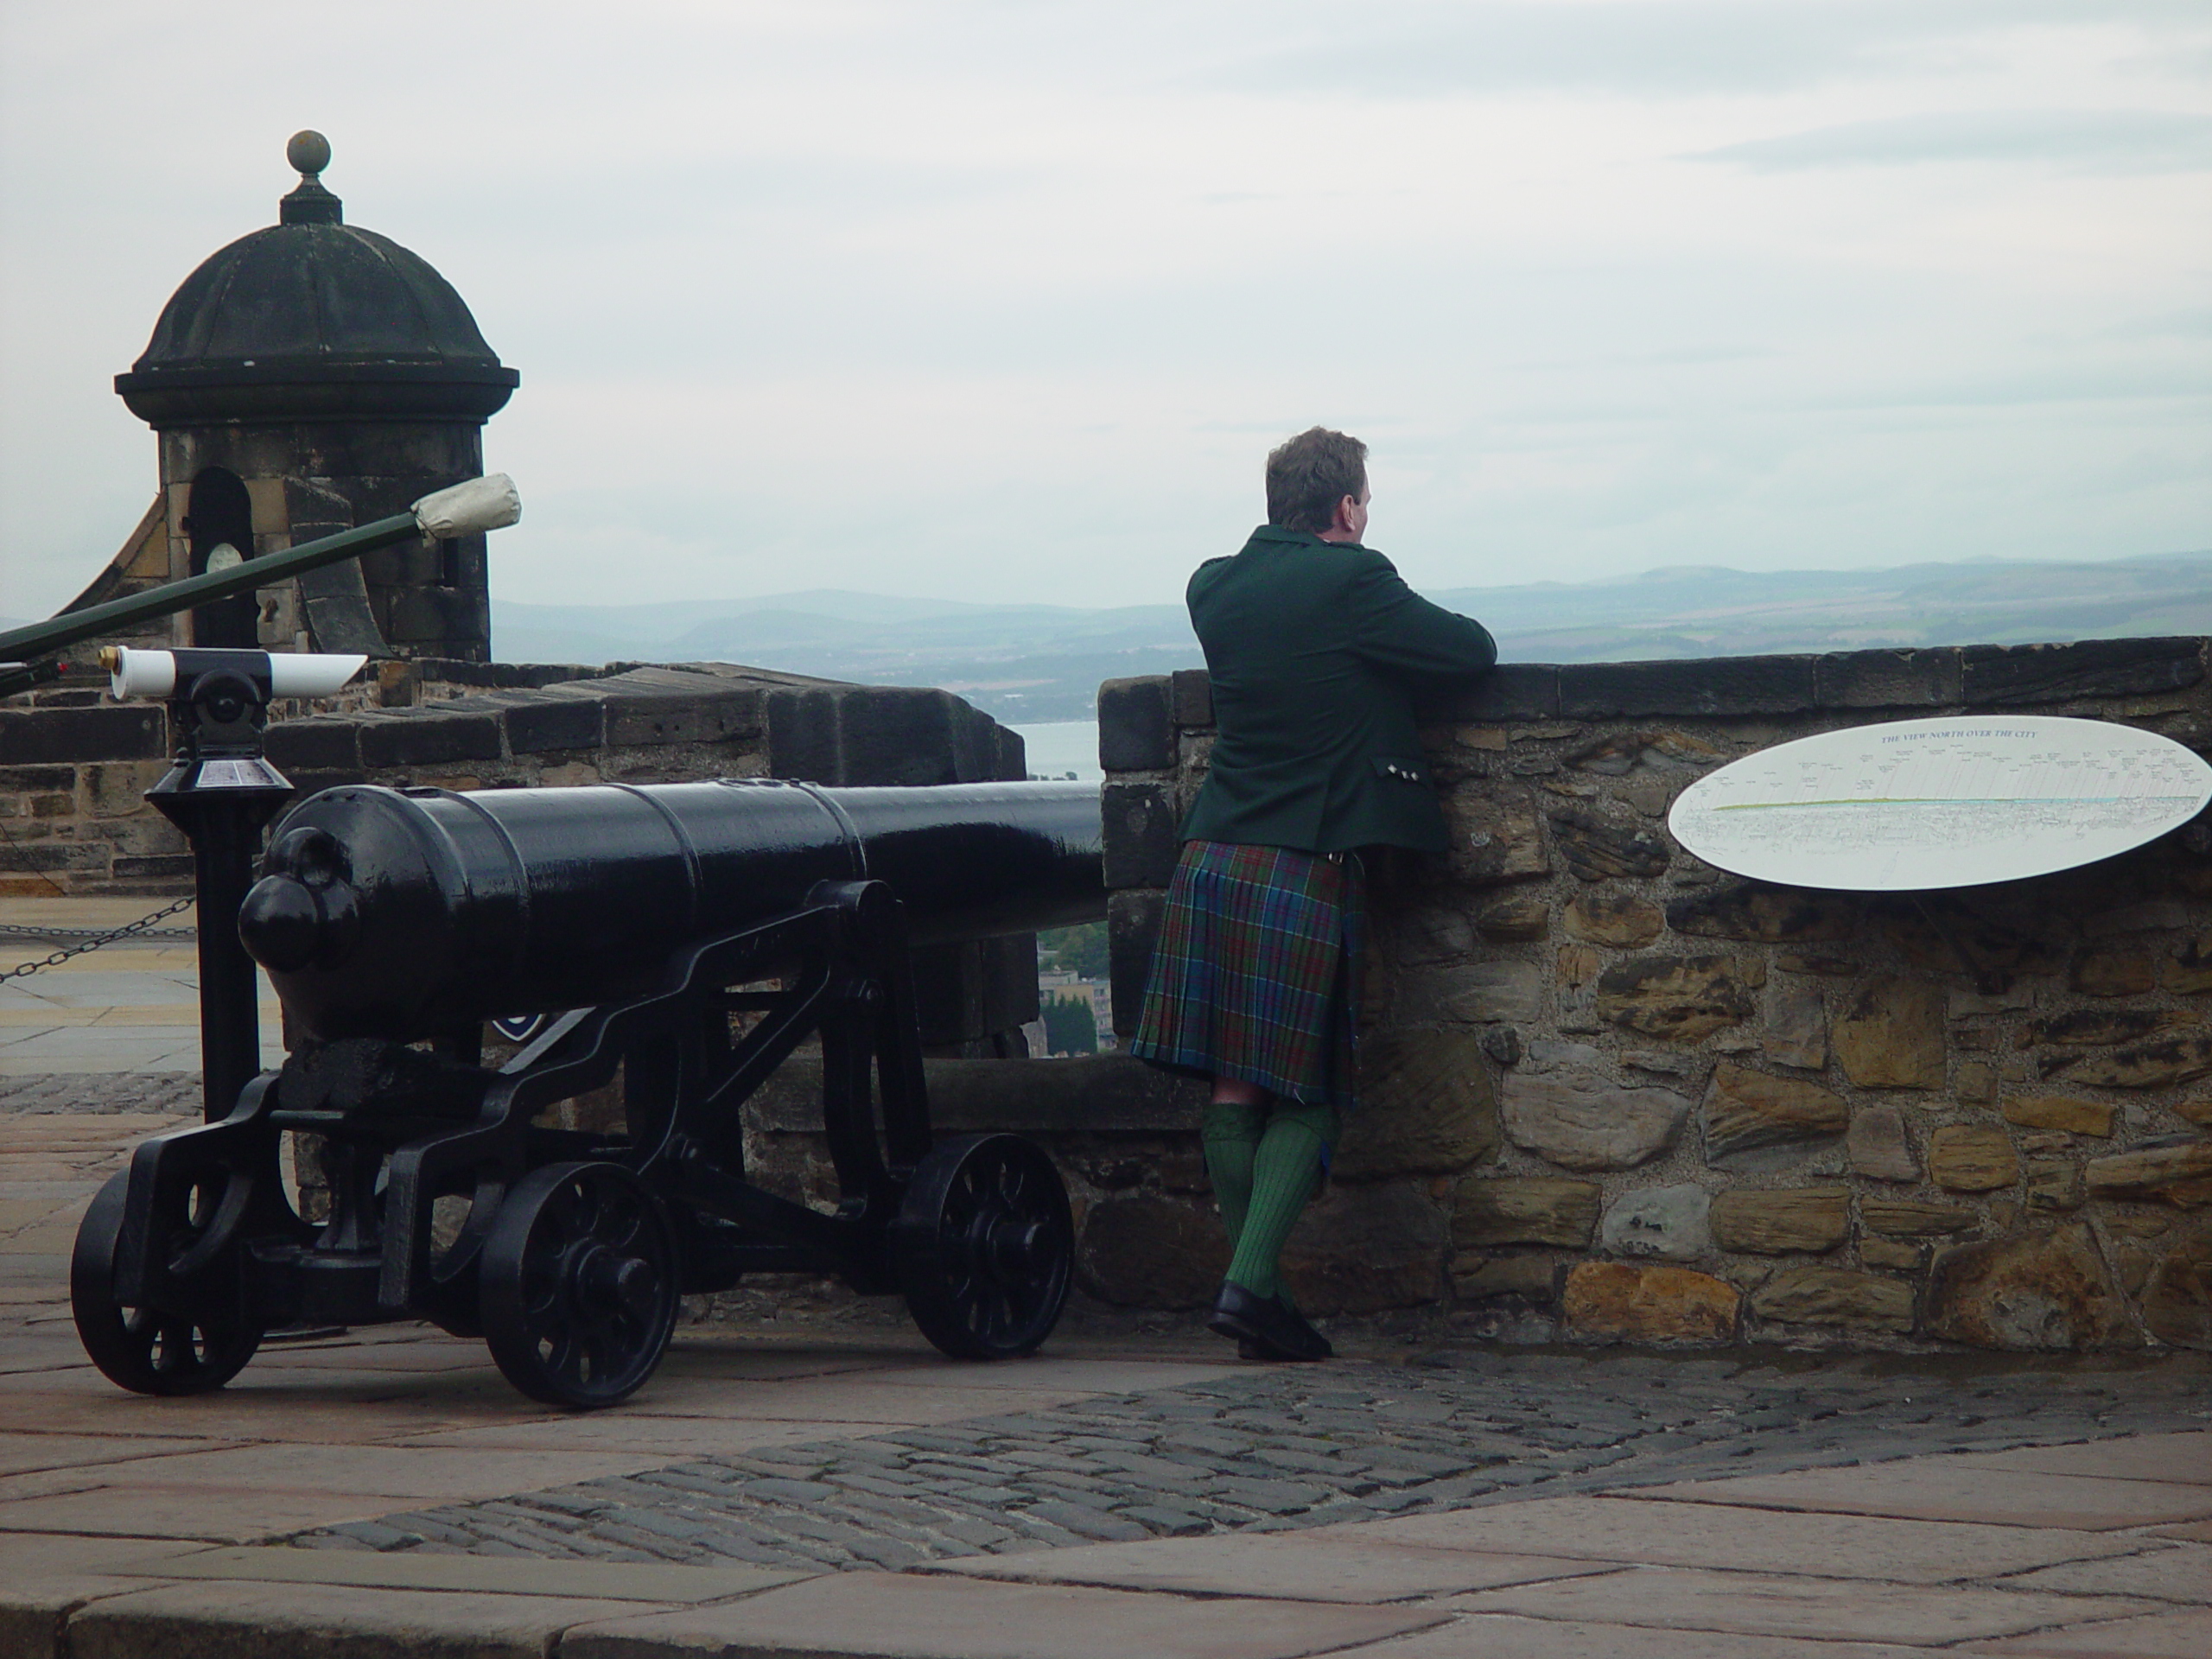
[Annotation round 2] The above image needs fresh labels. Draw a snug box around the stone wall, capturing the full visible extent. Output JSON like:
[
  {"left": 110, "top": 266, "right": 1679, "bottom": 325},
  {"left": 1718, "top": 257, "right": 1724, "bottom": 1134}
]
[{"left": 1090, "top": 639, "right": 2212, "bottom": 1353}]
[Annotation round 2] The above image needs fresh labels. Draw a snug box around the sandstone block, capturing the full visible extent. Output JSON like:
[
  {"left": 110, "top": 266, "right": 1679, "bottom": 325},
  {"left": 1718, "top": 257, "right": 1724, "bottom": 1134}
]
[
  {"left": 1564, "top": 890, "right": 1663, "bottom": 948},
  {"left": 1925, "top": 1224, "right": 2139, "bottom": 1351},
  {"left": 1451, "top": 1255, "right": 1560, "bottom": 1305},
  {"left": 2070, "top": 946, "right": 2157, "bottom": 997},
  {"left": 1596, "top": 954, "right": 1760, "bottom": 1042},
  {"left": 1397, "top": 960, "right": 1545, "bottom": 1027},
  {"left": 1762, "top": 977, "right": 1827, "bottom": 1071},
  {"left": 1860, "top": 1236, "right": 1923, "bottom": 1271},
  {"left": 1749, "top": 1267, "right": 1915, "bottom": 1332},
  {"left": 1557, "top": 943, "right": 1599, "bottom": 987},
  {"left": 1548, "top": 802, "right": 1669, "bottom": 880},
  {"left": 1709, "top": 1187, "right": 1850, "bottom": 1254},
  {"left": 1477, "top": 894, "right": 1548, "bottom": 942},
  {"left": 1077, "top": 1195, "right": 1228, "bottom": 1309},
  {"left": 1444, "top": 786, "right": 1548, "bottom": 884},
  {"left": 1562, "top": 1262, "right": 1739, "bottom": 1343},
  {"left": 1954, "top": 1061, "right": 1997, "bottom": 1105},
  {"left": 2083, "top": 1141, "right": 2212, "bottom": 1206},
  {"left": 1452, "top": 1177, "right": 1601, "bottom": 1248},
  {"left": 2165, "top": 932, "right": 2212, "bottom": 995},
  {"left": 2139, "top": 1220, "right": 2212, "bottom": 1350},
  {"left": 1599, "top": 1184, "right": 1713, "bottom": 1260},
  {"left": 1498, "top": 1070, "right": 1691, "bottom": 1171},
  {"left": 1335, "top": 1029, "right": 1500, "bottom": 1180},
  {"left": 1847, "top": 1104, "right": 1919, "bottom": 1182},
  {"left": 1664, "top": 883, "right": 1856, "bottom": 944},
  {"left": 2024, "top": 1159, "right": 2083, "bottom": 1213},
  {"left": 1862, "top": 1198, "right": 1979, "bottom": 1236},
  {"left": 1391, "top": 906, "right": 1475, "bottom": 964},
  {"left": 2001, "top": 1094, "right": 2116, "bottom": 1137},
  {"left": 1700, "top": 1061, "right": 1848, "bottom": 1166},
  {"left": 1833, "top": 976, "right": 1946, "bottom": 1089},
  {"left": 2056, "top": 1034, "right": 2212, "bottom": 1090},
  {"left": 1281, "top": 1181, "right": 1449, "bottom": 1315},
  {"left": 1928, "top": 1125, "right": 2021, "bottom": 1192},
  {"left": 2021, "top": 1009, "right": 2186, "bottom": 1048}
]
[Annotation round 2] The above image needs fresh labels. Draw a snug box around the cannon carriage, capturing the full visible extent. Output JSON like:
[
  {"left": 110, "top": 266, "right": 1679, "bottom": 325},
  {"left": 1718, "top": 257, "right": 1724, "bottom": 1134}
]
[{"left": 70, "top": 773, "right": 1104, "bottom": 1408}]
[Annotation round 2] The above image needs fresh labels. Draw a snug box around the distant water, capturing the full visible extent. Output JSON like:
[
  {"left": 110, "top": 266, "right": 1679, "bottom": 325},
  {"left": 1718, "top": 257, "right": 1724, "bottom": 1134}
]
[{"left": 1011, "top": 721, "right": 1101, "bottom": 781}]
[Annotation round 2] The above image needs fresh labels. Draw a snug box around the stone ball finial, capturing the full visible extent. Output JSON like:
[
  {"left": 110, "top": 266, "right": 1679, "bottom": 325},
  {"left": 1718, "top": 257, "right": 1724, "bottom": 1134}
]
[{"left": 287, "top": 130, "right": 331, "bottom": 178}]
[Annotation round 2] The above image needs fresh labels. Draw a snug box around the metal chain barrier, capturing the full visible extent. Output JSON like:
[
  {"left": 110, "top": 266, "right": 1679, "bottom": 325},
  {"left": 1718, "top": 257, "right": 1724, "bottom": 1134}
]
[{"left": 0, "top": 897, "right": 198, "bottom": 984}]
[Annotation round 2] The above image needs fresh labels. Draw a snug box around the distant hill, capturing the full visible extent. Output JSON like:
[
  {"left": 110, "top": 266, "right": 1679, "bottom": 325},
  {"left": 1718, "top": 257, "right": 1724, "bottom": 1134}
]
[{"left": 493, "top": 551, "right": 2212, "bottom": 723}]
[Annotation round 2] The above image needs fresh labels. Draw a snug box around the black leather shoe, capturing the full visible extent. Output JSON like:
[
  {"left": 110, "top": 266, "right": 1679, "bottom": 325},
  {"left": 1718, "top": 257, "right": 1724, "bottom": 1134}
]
[{"left": 1207, "top": 1281, "right": 1329, "bottom": 1362}]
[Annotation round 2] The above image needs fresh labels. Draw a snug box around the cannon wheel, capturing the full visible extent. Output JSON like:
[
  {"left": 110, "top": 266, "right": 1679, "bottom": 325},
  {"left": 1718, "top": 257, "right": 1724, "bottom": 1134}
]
[
  {"left": 894, "top": 1134, "right": 1072, "bottom": 1360},
  {"left": 479, "top": 1161, "right": 678, "bottom": 1408},
  {"left": 71, "top": 1170, "right": 263, "bottom": 1395}
]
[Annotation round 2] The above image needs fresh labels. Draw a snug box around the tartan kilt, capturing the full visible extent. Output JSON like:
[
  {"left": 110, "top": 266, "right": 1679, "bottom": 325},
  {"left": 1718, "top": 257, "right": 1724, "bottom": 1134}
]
[{"left": 1128, "top": 839, "right": 1365, "bottom": 1108}]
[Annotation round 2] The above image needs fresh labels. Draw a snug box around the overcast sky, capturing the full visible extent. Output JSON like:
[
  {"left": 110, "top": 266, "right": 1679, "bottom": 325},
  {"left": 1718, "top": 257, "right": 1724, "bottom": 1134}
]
[{"left": 3, "top": 0, "right": 2207, "bottom": 620}]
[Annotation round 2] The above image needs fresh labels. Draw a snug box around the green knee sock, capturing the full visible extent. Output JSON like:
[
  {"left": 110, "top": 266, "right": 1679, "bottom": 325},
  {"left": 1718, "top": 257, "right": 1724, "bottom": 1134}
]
[
  {"left": 1224, "top": 1099, "right": 1339, "bottom": 1301},
  {"left": 1202, "top": 1099, "right": 1266, "bottom": 1252}
]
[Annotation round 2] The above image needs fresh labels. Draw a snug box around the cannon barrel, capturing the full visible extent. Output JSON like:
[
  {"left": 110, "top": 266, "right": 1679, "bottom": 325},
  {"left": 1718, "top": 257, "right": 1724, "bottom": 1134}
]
[
  {"left": 241, "top": 778, "right": 1105, "bottom": 1041},
  {"left": 0, "top": 474, "right": 520, "bottom": 672}
]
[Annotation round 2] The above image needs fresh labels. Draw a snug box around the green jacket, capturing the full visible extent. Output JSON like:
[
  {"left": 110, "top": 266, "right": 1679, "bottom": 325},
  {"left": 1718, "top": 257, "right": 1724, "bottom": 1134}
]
[{"left": 1180, "top": 524, "right": 1497, "bottom": 855}]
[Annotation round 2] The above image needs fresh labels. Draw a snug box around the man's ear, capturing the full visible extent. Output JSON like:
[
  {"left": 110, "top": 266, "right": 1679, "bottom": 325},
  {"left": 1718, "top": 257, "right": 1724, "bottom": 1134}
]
[{"left": 1333, "top": 495, "right": 1360, "bottom": 534}]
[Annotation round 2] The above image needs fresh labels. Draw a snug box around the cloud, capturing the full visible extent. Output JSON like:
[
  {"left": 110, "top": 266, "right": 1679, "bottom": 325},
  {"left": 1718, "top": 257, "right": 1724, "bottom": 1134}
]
[{"left": 1689, "top": 109, "right": 2212, "bottom": 172}]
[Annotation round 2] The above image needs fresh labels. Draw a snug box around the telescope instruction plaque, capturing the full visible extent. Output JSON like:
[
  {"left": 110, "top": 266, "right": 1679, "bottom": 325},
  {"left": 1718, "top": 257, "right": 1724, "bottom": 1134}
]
[{"left": 1668, "top": 715, "right": 2212, "bottom": 892}]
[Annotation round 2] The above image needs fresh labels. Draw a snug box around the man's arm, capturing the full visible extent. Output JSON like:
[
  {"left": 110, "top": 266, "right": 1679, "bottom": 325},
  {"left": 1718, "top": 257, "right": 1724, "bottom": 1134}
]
[{"left": 1344, "top": 548, "right": 1497, "bottom": 682}]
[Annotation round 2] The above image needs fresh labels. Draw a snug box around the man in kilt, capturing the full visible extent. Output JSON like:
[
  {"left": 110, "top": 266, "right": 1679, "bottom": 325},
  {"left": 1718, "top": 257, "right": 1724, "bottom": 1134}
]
[{"left": 1130, "top": 428, "right": 1496, "bottom": 1362}]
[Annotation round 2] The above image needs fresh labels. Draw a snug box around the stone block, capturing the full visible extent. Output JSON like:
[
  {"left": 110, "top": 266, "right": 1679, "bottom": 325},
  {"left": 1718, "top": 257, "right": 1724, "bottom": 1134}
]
[
  {"left": 1077, "top": 1195, "right": 1228, "bottom": 1309},
  {"left": 2056, "top": 1033, "right": 2212, "bottom": 1090},
  {"left": 1961, "top": 637, "right": 2202, "bottom": 703},
  {"left": 1562, "top": 1262, "right": 1741, "bottom": 1343},
  {"left": 1423, "top": 663, "right": 1560, "bottom": 721},
  {"left": 1833, "top": 976, "right": 1946, "bottom": 1089},
  {"left": 1281, "top": 1180, "right": 1448, "bottom": 1314},
  {"left": 1929, "top": 1125, "right": 2021, "bottom": 1192},
  {"left": 1335, "top": 1029, "right": 1499, "bottom": 1179},
  {"left": 1563, "top": 890, "right": 1662, "bottom": 947},
  {"left": 1396, "top": 960, "right": 1544, "bottom": 1026},
  {"left": 1763, "top": 977, "right": 1827, "bottom": 1071},
  {"left": 1863, "top": 1198, "right": 1979, "bottom": 1237},
  {"left": 1452, "top": 1254, "right": 1560, "bottom": 1304},
  {"left": 2002, "top": 1094, "right": 2116, "bottom": 1137},
  {"left": 1499, "top": 1069, "right": 1691, "bottom": 1171},
  {"left": 1096, "top": 676, "right": 1173, "bottom": 772},
  {"left": 1476, "top": 893, "right": 1548, "bottom": 941},
  {"left": 1955, "top": 1060, "right": 1998, "bottom": 1104},
  {"left": 1596, "top": 954, "right": 1760, "bottom": 1042},
  {"left": 505, "top": 694, "right": 605, "bottom": 753},
  {"left": 605, "top": 687, "right": 764, "bottom": 749},
  {"left": 1452, "top": 1177, "right": 1600, "bottom": 1248},
  {"left": 1847, "top": 1104, "right": 1919, "bottom": 1181},
  {"left": 1861, "top": 1236, "right": 1923, "bottom": 1271},
  {"left": 2020, "top": 1008, "right": 2183, "bottom": 1048},
  {"left": 1106, "top": 889, "right": 1164, "bottom": 1037},
  {"left": 1599, "top": 1184, "right": 1712, "bottom": 1260},
  {"left": 1750, "top": 1267, "right": 1915, "bottom": 1332},
  {"left": 1558, "top": 655, "right": 1817, "bottom": 718},
  {"left": 2071, "top": 946, "right": 2158, "bottom": 997},
  {"left": 1700, "top": 1061, "right": 1848, "bottom": 1166},
  {"left": 2139, "top": 1220, "right": 2212, "bottom": 1350},
  {"left": 356, "top": 709, "right": 502, "bottom": 767},
  {"left": 2083, "top": 1141, "right": 2212, "bottom": 1206},
  {"left": 1710, "top": 1187, "right": 1851, "bottom": 1254},
  {"left": 1099, "top": 780, "right": 1179, "bottom": 890},
  {"left": 2024, "top": 1159, "right": 2084, "bottom": 1213},
  {"left": 1168, "top": 667, "right": 1212, "bottom": 728},
  {"left": 2167, "top": 931, "right": 2212, "bottom": 995},
  {"left": 1547, "top": 802, "right": 1669, "bottom": 880},
  {"left": 1391, "top": 906, "right": 1474, "bottom": 963},
  {"left": 1815, "top": 647, "right": 1962, "bottom": 709},
  {"left": 0, "top": 704, "right": 164, "bottom": 763},
  {"left": 1925, "top": 1223, "right": 2140, "bottom": 1351},
  {"left": 1664, "top": 882, "right": 1857, "bottom": 944},
  {"left": 1441, "top": 785, "right": 1548, "bottom": 883},
  {"left": 263, "top": 716, "right": 362, "bottom": 772}
]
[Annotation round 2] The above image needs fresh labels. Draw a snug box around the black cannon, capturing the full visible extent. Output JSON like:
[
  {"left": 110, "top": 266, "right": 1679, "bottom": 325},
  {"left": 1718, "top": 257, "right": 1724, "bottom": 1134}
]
[{"left": 70, "top": 773, "right": 1105, "bottom": 1408}]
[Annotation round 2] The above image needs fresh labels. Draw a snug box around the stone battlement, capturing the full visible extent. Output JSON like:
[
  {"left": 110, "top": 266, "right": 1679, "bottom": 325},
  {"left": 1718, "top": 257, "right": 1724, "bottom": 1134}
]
[{"left": 1087, "top": 637, "right": 2212, "bottom": 1354}]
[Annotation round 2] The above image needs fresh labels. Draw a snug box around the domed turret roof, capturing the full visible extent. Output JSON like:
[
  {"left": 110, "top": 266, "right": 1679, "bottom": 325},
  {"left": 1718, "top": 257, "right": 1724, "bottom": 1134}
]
[{"left": 116, "top": 133, "right": 518, "bottom": 427}]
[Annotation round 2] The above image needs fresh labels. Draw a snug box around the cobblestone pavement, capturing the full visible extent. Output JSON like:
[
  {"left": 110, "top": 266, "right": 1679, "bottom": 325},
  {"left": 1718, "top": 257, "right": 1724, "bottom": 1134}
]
[
  {"left": 289, "top": 1348, "right": 2211, "bottom": 1573},
  {"left": 0, "top": 1071, "right": 200, "bottom": 1112}
]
